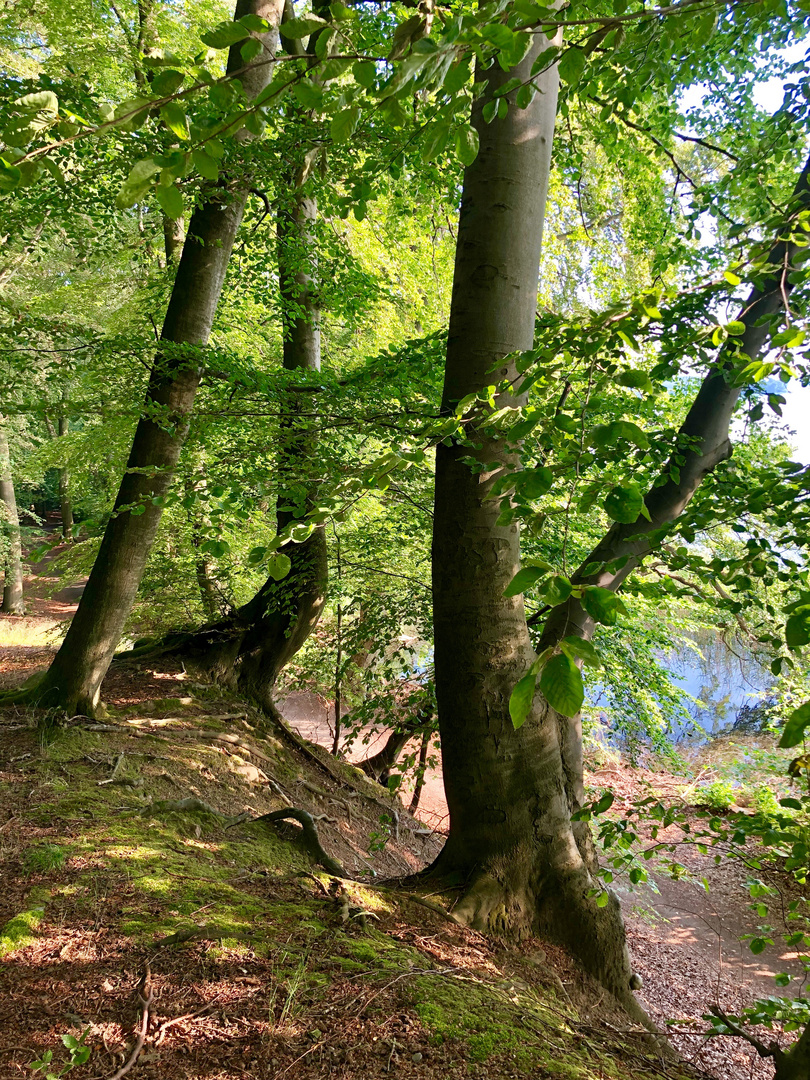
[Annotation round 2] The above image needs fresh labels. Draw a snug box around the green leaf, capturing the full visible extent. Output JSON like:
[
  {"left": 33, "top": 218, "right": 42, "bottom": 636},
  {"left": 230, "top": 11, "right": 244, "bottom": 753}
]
[
  {"left": 539, "top": 652, "right": 584, "bottom": 717},
  {"left": 113, "top": 96, "right": 151, "bottom": 130},
  {"left": 538, "top": 574, "right": 572, "bottom": 607},
  {"left": 693, "top": 10, "right": 718, "bottom": 45},
  {"left": 455, "top": 124, "right": 479, "bottom": 166},
  {"left": 115, "top": 157, "right": 161, "bottom": 208},
  {"left": 780, "top": 701, "right": 810, "bottom": 748},
  {"left": 786, "top": 611, "right": 810, "bottom": 648},
  {"left": 596, "top": 890, "right": 609, "bottom": 907},
  {"left": 281, "top": 15, "right": 329, "bottom": 39},
  {"left": 749, "top": 937, "right": 767, "bottom": 955},
  {"left": 581, "top": 586, "right": 627, "bottom": 626},
  {"left": 15, "top": 90, "right": 58, "bottom": 114},
  {"left": 353, "top": 61, "right": 377, "bottom": 88},
  {"left": 615, "top": 370, "right": 653, "bottom": 393},
  {"left": 156, "top": 183, "right": 184, "bottom": 219},
  {"left": 421, "top": 119, "right": 450, "bottom": 161},
  {"left": 514, "top": 466, "right": 553, "bottom": 499},
  {"left": 482, "top": 24, "right": 516, "bottom": 50},
  {"left": 241, "top": 37, "right": 264, "bottom": 63},
  {"left": 444, "top": 58, "right": 471, "bottom": 94},
  {"left": 238, "top": 13, "right": 271, "bottom": 31},
  {"left": 0, "top": 157, "right": 22, "bottom": 193},
  {"left": 152, "top": 68, "right": 185, "bottom": 96},
  {"left": 504, "top": 565, "right": 547, "bottom": 597},
  {"left": 590, "top": 420, "right": 649, "bottom": 450},
  {"left": 593, "top": 791, "right": 614, "bottom": 814},
  {"left": 192, "top": 149, "right": 219, "bottom": 180},
  {"left": 559, "top": 636, "right": 602, "bottom": 668},
  {"left": 292, "top": 80, "right": 323, "bottom": 109},
  {"left": 558, "top": 46, "right": 586, "bottom": 85},
  {"left": 530, "top": 46, "right": 559, "bottom": 77},
  {"left": 725, "top": 320, "right": 746, "bottom": 336},
  {"left": 201, "top": 20, "right": 251, "bottom": 48},
  {"left": 774, "top": 972, "right": 791, "bottom": 987},
  {"left": 331, "top": 105, "right": 361, "bottom": 143},
  {"left": 160, "top": 102, "right": 189, "bottom": 139},
  {"left": 201, "top": 539, "right": 230, "bottom": 557},
  {"left": 724, "top": 269, "right": 741, "bottom": 285},
  {"left": 509, "top": 670, "right": 537, "bottom": 729},
  {"left": 266, "top": 553, "right": 292, "bottom": 580},
  {"left": 604, "top": 483, "right": 644, "bottom": 523}
]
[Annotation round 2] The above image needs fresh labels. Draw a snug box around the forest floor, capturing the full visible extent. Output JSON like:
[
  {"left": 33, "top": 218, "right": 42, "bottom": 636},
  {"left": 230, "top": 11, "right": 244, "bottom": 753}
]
[{"left": 0, "top": 537, "right": 805, "bottom": 1080}]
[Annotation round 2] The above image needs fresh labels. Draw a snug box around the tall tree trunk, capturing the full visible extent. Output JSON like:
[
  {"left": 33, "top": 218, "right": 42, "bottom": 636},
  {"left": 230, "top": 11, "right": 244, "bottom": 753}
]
[
  {"left": 161, "top": 182, "right": 328, "bottom": 710},
  {"left": 429, "top": 36, "right": 810, "bottom": 1009},
  {"left": 148, "top": 11, "right": 330, "bottom": 710},
  {"left": 0, "top": 418, "right": 24, "bottom": 615},
  {"left": 427, "top": 30, "right": 644, "bottom": 1010},
  {"left": 16, "top": 0, "right": 284, "bottom": 715}
]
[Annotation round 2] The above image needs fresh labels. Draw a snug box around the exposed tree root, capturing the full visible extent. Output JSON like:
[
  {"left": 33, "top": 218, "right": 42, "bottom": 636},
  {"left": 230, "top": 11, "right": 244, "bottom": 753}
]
[
  {"left": 249, "top": 807, "right": 346, "bottom": 876},
  {"left": 107, "top": 966, "right": 152, "bottom": 1080}
]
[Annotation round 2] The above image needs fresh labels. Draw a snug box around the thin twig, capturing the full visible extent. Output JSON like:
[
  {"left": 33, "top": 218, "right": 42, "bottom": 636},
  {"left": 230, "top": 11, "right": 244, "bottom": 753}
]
[{"left": 107, "top": 966, "right": 153, "bottom": 1080}]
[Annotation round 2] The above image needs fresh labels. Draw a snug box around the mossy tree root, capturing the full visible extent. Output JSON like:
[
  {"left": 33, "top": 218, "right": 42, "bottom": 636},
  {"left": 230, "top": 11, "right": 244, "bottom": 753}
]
[{"left": 251, "top": 807, "right": 345, "bottom": 877}]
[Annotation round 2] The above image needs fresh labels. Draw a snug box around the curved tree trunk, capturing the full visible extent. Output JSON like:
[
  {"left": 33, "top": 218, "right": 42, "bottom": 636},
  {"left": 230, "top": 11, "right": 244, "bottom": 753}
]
[
  {"left": 427, "top": 28, "right": 644, "bottom": 1011},
  {"left": 15, "top": 0, "right": 284, "bottom": 716},
  {"left": 0, "top": 418, "right": 24, "bottom": 615}
]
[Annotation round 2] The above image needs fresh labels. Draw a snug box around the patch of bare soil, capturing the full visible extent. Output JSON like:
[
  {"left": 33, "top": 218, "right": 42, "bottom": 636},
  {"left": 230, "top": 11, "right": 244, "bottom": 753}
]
[{"left": 600, "top": 762, "right": 807, "bottom": 1080}]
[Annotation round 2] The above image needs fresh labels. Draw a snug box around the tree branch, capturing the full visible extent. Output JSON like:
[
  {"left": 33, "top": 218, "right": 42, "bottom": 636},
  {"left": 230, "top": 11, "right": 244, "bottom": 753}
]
[{"left": 538, "top": 149, "right": 810, "bottom": 650}]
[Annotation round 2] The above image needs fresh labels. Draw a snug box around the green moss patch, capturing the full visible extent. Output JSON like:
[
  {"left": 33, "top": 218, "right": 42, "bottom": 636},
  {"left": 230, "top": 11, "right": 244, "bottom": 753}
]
[{"left": 0, "top": 887, "right": 49, "bottom": 957}]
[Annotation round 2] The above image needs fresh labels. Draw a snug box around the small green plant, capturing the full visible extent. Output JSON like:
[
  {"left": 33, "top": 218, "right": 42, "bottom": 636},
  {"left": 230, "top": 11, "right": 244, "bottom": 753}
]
[
  {"left": 693, "top": 780, "right": 736, "bottom": 811},
  {"left": 751, "top": 783, "right": 781, "bottom": 818},
  {"left": 23, "top": 844, "right": 68, "bottom": 874},
  {"left": 368, "top": 813, "right": 395, "bottom": 854},
  {"left": 29, "top": 1029, "right": 90, "bottom": 1079}
]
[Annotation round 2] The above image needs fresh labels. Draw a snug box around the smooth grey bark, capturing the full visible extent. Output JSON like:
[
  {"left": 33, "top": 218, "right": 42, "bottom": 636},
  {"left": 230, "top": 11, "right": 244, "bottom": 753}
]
[
  {"left": 427, "top": 32, "right": 646, "bottom": 1011},
  {"left": 0, "top": 418, "right": 24, "bottom": 615},
  {"left": 18, "top": 0, "right": 284, "bottom": 715}
]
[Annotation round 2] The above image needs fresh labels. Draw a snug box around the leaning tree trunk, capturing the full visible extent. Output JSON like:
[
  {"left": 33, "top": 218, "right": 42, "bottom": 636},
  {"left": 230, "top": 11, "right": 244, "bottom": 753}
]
[
  {"left": 15, "top": 0, "right": 284, "bottom": 715},
  {"left": 428, "top": 29, "right": 643, "bottom": 1010},
  {"left": 0, "top": 418, "right": 24, "bottom": 615}
]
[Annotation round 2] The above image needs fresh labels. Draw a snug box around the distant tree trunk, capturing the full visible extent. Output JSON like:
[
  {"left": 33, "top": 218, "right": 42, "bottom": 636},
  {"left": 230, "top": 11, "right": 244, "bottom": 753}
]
[
  {"left": 0, "top": 419, "right": 24, "bottom": 615},
  {"left": 409, "top": 729, "right": 429, "bottom": 814},
  {"left": 14, "top": 0, "right": 284, "bottom": 716},
  {"left": 57, "top": 403, "right": 74, "bottom": 542}
]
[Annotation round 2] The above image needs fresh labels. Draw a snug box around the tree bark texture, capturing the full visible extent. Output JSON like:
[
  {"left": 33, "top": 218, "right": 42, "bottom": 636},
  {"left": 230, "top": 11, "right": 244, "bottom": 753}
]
[
  {"left": 21, "top": 0, "right": 284, "bottom": 715},
  {"left": 429, "top": 34, "right": 644, "bottom": 1009},
  {"left": 0, "top": 419, "right": 24, "bottom": 615}
]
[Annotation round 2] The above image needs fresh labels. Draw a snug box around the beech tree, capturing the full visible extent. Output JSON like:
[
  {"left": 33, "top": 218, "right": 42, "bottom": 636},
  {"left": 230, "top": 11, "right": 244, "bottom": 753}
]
[{"left": 426, "top": 2, "right": 810, "bottom": 1016}]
